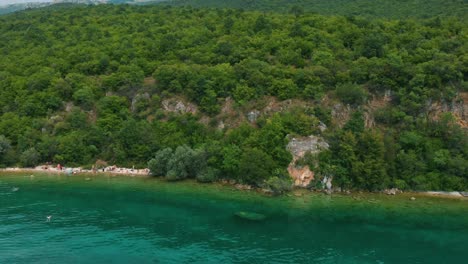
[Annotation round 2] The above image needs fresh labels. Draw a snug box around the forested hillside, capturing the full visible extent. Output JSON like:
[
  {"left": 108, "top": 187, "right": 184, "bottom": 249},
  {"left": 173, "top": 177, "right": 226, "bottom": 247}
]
[
  {"left": 167, "top": 0, "right": 468, "bottom": 19},
  {"left": 0, "top": 5, "right": 466, "bottom": 191}
]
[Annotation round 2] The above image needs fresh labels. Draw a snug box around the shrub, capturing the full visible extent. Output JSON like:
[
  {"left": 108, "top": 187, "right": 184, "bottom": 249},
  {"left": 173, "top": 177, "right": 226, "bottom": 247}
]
[
  {"left": 20, "top": 147, "right": 40, "bottom": 167},
  {"left": 148, "top": 148, "right": 173, "bottom": 176},
  {"left": 149, "top": 146, "right": 209, "bottom": 180},
  {"left": 336, "top": 83, "right": 368, "bottom": 106},
  {"left": 196, "top": 167, "right": 219, "bottom": 183},
  {"left": 265, "top": 176, "right": 293, "bottom": 195}
]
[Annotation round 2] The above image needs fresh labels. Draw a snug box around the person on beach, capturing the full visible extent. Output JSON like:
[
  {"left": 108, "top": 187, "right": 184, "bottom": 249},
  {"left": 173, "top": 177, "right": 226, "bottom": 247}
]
[{"left": 57, "top": 164, "right": 61, "bottom": 171}]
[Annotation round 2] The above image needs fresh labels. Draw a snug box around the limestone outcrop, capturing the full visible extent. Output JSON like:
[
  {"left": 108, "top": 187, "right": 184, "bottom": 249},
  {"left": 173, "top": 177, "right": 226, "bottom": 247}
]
[
  {"left": 286, "top": 135, "right": 329, "bottom": 187},
  {"left": 162, "top": 98, "right": 198, "bottom": 114}
]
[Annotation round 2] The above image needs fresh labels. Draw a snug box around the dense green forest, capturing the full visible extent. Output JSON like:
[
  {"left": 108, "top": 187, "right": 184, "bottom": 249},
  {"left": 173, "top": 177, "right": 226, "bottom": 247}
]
[
  {"left": 166, "top": 0, "right": 468, "bottom": 19},
  {"left": 0, "top": 4, "right": 466, "bottom": 191}
]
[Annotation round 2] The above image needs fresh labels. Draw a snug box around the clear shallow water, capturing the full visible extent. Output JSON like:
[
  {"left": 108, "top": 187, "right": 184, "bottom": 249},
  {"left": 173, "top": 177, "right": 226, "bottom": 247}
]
[{"left": 1, "top": 173, "right": 467, "bottom": 263}]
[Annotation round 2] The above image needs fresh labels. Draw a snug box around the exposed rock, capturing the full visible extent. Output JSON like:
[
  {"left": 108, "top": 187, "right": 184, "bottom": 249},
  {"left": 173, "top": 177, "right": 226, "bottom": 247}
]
[
  {"left": 460, "top": 192, "right": 468, "bottom": 197},
  {"left": 331, "top": 103, "right": 351, "bottom": 127},
  {"left": 288, "top": 165, "right": 314, "bottom": 188},
  {"left": 261, "top": 188, "right": 274, "bottom": 195},
  {"left": 410, "top": 197, "right": 416, "bottom": 201},
  {"left": 427, "top": 92, "right": 467, "bottom": 128},
  {"left": 143, "top": 77, "right": 156, "bottom": 86},
  {"left": 363, "top": 110, "right": 375, "bottom": 128},
  {"left": 221, "top": 97, "right": 234, "bottom": 113},
  {"left": 50, "top": 115, "right": 63, "bottom": 122},
  {"left": 287, "top": 135, "right": 329, "bottom": 187},
  {"left": 323, "top": 176, "right": 332, "bottom": 190},
  {"left": 162, "top": 98, "right": 198, "bottom": 114},
  {"left": 217, "top": 121, "right": 225, "bottom": 130},
  {"left": 287, "top": 135, "right": 329, "bottom": 157},
  {"left": 318, "top": 121, "right": 327, "bottom": 132},
  {"left": 247, "top": 110, "right": 260, "bottom": 123},
  {"left": 65, "top": 102, "right": 74, "bottom": 112},
  {"left": 383, "top": 188, "right": 402, "bottom": 195},
  {"left": 425, "top": 191, "right": 464, "bottom": 197},
  {"left": 235, "top": 184, "right": 252, "bottom": 190},
  {"left": 383, "top": 89, "right": 393, "bottom": 102}
]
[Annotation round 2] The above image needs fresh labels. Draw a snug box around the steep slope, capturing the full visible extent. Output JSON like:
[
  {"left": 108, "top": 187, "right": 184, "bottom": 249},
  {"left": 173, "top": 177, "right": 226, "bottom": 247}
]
[{"left": 0, "top": 5, "right": 466, "bottom": 191}]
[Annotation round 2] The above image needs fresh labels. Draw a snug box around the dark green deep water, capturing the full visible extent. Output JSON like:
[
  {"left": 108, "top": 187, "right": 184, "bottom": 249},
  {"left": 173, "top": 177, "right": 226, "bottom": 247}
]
[{"left": 1, "top": 173, "right": 467, "bottom": 263}]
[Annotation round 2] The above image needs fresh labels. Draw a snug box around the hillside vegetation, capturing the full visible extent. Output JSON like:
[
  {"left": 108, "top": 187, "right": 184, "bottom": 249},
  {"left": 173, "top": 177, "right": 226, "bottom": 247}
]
[
  {"left": 0, "top": 5, "right": 466, "bottom": 191},
  {"left": 166, "top": 0, "right": 468, "bottom": 19}
]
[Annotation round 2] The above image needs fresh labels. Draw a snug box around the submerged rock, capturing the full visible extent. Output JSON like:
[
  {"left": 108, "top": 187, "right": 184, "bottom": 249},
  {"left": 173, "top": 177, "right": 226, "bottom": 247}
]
[{"left": 234, "top": 211, "right": 266, "bottom": 221}]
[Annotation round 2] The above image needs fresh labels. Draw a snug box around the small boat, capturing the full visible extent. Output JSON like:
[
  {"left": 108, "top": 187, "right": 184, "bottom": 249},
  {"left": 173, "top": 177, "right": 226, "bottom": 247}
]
[{"left": 234, "top": 211, "right": 266, "bottom": 221}]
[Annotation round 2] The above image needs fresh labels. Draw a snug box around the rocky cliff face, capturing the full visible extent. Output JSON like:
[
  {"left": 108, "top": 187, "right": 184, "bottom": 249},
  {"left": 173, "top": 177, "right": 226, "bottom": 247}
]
[
  {"left": 427, "top": 92, "right": 467, "bottom": 128},
  {"left": 286, "top": 135, "right": 329, "bottom": 187}
]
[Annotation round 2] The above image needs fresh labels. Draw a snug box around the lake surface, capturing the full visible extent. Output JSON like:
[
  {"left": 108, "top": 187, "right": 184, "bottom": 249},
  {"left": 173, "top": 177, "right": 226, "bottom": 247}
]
[{"left": 1, "top": 173, "right": 467, "bottom": 263}]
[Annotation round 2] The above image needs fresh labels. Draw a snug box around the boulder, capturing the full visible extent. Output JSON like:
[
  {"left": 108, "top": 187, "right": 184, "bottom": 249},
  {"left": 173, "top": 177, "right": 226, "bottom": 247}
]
[
  {"left": 234, "top": 211, "right": 267, "bottom": 221},
  {"left": 234, "top": 184, "right": 252, "bottom": 190},
  {"left": 247, "top": 110, "right": 260, "bottom": 123}
]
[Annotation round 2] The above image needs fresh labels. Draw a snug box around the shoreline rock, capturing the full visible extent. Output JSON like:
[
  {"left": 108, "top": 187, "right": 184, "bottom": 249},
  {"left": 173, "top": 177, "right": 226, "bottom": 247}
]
[
  {"left": 383, "top": 188, "right": 402, "bottom": 195},
  {"left": 423, "top": 191, "right": 463, "bottom": 197}
]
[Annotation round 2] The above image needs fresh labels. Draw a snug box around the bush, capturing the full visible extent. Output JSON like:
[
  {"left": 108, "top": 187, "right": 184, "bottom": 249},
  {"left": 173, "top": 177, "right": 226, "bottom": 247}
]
[
  {"left": 393, "top": 179, "right": 408, "bottom": 190},
  {"left": 166, "top": 169, "right": 181, "bottom": 181},
  {"left": 20, "top": 147, "right": 40, "bottom": 167},
  {"left": 148, "top": 148, "right": 173, "bottom": 176},
  {"left": 238, "top": 148, "right": 276, "bottom": 185},
  {"left": 336, "top": 83, "right": 368, "bottom": 106},
  {"left": 149, "top": 146, "right": 209, "bottom": 180},
  {"left": 196, "top": 167, "right": 219, "bottom": 183},
  {"left": 166, "top": 145, "right": 197, "bottom": 180},
  {"left": 265, "top": 176, "right": 293, "bottom": 195},
  {"left": 0, "top": 135, "right": 11, "bottom": 154}
]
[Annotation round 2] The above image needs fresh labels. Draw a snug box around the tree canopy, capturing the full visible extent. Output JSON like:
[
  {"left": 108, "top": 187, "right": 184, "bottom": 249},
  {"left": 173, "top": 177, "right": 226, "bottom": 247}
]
[{"left": 0, "top": 4, "right": 466, "bottom": 191}]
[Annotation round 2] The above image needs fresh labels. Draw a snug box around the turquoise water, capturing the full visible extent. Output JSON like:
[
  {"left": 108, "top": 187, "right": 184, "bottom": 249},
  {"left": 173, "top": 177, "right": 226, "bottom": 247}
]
[{"left": 1, "top": 173, "right": 467, "bottom": 263}]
